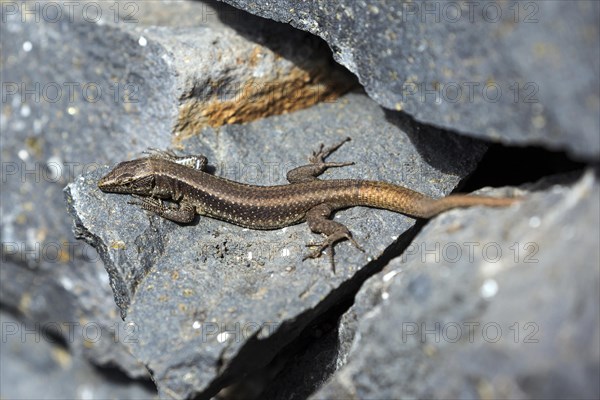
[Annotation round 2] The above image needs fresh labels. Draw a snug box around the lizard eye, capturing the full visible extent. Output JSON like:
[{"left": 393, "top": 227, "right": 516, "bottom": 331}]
[{"left": 117, "top": 175, "right": 137, "bottom": 187}]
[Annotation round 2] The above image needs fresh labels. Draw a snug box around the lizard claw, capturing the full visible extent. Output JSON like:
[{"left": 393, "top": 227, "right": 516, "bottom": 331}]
[
  {"left": 303, "top": 242, "right": 329, "bottom": 258},
  {"left": 302, "top": 229, "right": 364, "bottom": 273},
  {"left": 303, "top": 239, "right": 337, "bottom": 273},
  {"left": 309, "top": 137, "right": 351, "bottom": 164},
  {"left": 347, "top": 235, "right": 365, "bottom": 253}
]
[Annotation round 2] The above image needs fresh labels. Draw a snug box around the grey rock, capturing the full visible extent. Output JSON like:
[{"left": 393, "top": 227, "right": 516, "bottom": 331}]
[
  {"left": 0, "top": 310, "right": 157, "bottom": 400},
  {"left": 1, "top": 0, "right": 173, "bottom": 377},
  {"left": 66, "top": 92, "right": 490, "bottom": 398},
  {"left": 220, "top": 0, "right": 600, "bottom": 160},
  {"left": 313, "top": 171, "right": 600, "bottom": 399},
  {"left": 142, "top": 2, "right": 355, "bottom": 136}
]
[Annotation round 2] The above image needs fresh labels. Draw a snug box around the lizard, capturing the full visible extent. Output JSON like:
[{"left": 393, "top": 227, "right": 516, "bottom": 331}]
[{"left": 98, "top": 138, "right": 519, "bottom": 270}]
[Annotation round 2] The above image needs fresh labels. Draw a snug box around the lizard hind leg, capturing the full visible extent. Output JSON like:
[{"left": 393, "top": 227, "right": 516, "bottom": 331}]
[
  {"left": 303, "top": 203, "right": 364, "bottom": 272},
  {"left": 287, "top": 137, "right": 354, "bottom": 183}
]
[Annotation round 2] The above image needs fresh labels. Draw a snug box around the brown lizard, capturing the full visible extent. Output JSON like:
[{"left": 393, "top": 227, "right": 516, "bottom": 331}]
[{"left": 98, "top": 138, "right": 518, "bottom": 270}]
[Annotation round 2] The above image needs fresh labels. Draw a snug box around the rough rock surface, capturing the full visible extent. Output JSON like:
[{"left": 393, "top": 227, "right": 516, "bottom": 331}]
[
  {"left": 313, "top": 172, "right": 600, "bottom": 399},
  {"left": 66, "top": 92, "right": 489, "bottom": 398},
  {"left": 1, "top": 0, "right": 164, "bottom": 376},
  {"left": 221, "top": 0, "right": 600, "bottom": 160},
  {"left": 0, "top": 310, "right": 158, "bottom": 400}
]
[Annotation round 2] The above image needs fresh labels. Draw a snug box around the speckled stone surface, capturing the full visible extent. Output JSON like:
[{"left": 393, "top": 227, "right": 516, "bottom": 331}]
[
  {"left": 1, "top": 0, "right": 175, "bottom": 377},
  {"left": 0, "top": 310, "right": 158, "bottom": 400}
]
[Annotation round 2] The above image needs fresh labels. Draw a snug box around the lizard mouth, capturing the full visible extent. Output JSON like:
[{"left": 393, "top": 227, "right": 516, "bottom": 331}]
[
  {"left": 97, "top": 165, "right": 134, "bottom": 193},
  {"left": 97, "top": 177, "right": 109, "bottom": 190},
  {"left": 97, "top": 174, "right": 115, "bottom": 191},
  {"left": 97, "top": 176, "right": 108, "bottom": 189}
]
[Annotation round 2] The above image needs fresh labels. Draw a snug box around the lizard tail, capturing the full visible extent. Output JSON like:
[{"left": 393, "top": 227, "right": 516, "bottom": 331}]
[
  {"left": 413, "top": 193, "right": 519, "bottom": 218},
  {"left": 357, "top": 181, "right": 518, "bottom": 219}
]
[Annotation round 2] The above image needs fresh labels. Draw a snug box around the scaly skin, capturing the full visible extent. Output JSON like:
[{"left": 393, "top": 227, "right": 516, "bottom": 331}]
[{"left": 98, "top": 138, "right": 518, "bottom": 270}]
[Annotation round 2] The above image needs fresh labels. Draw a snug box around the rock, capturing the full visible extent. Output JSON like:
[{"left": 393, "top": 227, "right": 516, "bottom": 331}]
[
  {"left": 7, "top": 0, "right": 595, "bottom": 397},
  {"left": 313, "top": 171, "right": 600, "bottom": 399},
  {"left": 1, "top": 0, "right": 181, "bottom": 377},
  {"left": 0, "top": 310, "right": 157, "bottom": 399},
  {"left": 220, "top": 0, "right": 600, "bottom": 161},
  {"left": 66, "top": 92, "right": 490, "bottom": 398},
  {"left": 147, "top": 6, "right": 355, "bottom": 136}
]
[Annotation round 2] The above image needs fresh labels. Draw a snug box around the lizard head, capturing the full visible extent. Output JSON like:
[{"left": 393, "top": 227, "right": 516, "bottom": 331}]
[{"left": 98, "top": 159, "right": 155, "bottom": 195}]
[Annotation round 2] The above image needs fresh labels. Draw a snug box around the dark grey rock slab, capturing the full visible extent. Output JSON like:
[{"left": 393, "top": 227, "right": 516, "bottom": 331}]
[
  {"left": 220, "top": 0, "right": 600, "bottom": 160},
  {"left": 1, "top": 0, "right": 179, "bottom": 377},
  {"left": 0, "top": 310, "right": 157, "bottom": 400},
  {"left": 313, "top": 171, "right": 600, "bottom": 399},
  {"left": 66, "top": 92, "right": 491, "bottom": 398}
]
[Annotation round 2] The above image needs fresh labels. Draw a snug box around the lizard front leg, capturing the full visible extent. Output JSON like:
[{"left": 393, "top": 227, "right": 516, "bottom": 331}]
[
  {"left": 128, "top": 196, "right": 196, "bottom": 223},
  {"left": 303, "top": 203, "right": 364, "bottom": 272}
]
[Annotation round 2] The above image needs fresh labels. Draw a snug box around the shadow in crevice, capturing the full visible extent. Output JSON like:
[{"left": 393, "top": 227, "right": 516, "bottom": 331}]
[
  {"left": 265, "top": 221, "right": 428, "bottom": 400},
  {"left": 206, "top": 0, "right": 359, "bottom": 93},
  {"left": 91, "top": 363, "right": 157, "bottom": 393},
  {"left": 383, "top": 107, "right": 590, "bottom": 191},
  {"left": 383, "top": 108, "right": 489, "bottom": 177},
  {"left": 459, "top": 143, "right": 588, "bottom": 192},
  {"left": 206, "top": 0, "right": 344, "bottom": 69},
  {"left": 0, "top": 306, "right": 157, "bottom": 394},
  {"left": 0, "top": 305, "right": 70, "bottom": 350}
]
